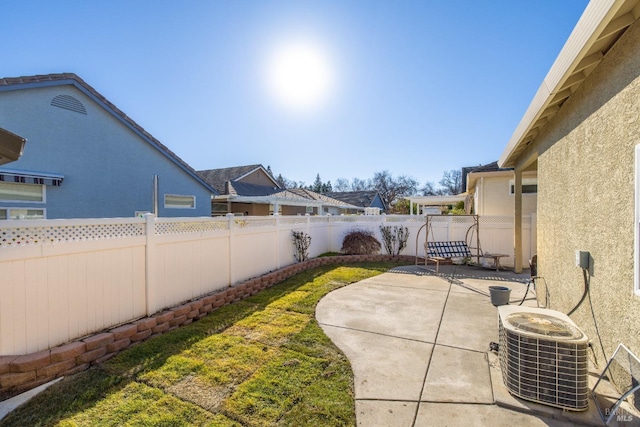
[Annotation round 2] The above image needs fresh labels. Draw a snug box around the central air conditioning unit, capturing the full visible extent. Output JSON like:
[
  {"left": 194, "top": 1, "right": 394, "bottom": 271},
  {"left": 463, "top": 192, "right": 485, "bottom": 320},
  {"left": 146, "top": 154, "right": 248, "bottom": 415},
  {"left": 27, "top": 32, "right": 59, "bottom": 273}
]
[{"left": 498, "top": 305, "right": 589, "bottom": 411}]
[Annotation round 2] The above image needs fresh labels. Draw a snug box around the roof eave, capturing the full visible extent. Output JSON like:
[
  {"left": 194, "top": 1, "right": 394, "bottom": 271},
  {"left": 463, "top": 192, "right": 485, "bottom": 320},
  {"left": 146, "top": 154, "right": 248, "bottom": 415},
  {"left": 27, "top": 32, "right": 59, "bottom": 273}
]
[{"left": 499, "top": 0, "right": 636, "bottom": 168}]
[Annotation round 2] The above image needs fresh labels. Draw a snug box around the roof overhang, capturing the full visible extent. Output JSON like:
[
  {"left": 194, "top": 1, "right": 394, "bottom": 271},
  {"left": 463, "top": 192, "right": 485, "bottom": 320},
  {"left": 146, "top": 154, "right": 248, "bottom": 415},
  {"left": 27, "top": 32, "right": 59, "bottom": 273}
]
[
  {"left": 407, "top": 195, "right": 467, "bottom": 206},
  {"left": 466, "top": 169, "right": 514, "bottom": 192},
  {"left": 214, "top": 192, "right": 365, "bottom": 210},
  {"left": 0, "top": 128, "right": 26, "bottom": 165},
  {"left": 499, "top": 0, "right": 640, "bottom": 169},
  {"left": 0, "top": 168, "right": 64, "bottom": 186}
]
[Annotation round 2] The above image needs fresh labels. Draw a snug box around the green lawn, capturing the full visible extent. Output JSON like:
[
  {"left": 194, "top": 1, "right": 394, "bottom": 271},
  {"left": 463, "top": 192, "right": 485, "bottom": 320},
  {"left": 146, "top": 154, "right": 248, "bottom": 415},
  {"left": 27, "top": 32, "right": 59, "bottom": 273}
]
[{"left": 1, "top": 262, "right": 401, "bottom": 427}]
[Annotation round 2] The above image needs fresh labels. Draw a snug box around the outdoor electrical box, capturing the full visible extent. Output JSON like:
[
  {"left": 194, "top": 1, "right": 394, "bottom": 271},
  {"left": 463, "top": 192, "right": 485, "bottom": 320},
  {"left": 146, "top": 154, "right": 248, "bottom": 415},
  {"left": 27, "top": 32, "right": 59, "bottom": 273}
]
[{"left": 575, "top": 250, "right": 589, "bottom": 269}]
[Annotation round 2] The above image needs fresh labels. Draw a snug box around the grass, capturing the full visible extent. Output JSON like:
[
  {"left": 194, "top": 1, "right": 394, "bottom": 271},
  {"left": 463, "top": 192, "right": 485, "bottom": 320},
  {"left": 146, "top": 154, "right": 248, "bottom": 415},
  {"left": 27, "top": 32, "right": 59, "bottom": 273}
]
[{"left": 1, "top": 262, "right": 401, "bottom": 427}]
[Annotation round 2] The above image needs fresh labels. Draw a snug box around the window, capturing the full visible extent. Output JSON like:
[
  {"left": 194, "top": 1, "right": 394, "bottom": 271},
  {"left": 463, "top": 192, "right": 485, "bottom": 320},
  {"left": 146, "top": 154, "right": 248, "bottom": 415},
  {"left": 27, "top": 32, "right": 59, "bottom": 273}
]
[
  {"left": 164, "top": 194, "right": 195, "bottom": 209},
  {"left": 509, "top": 178, "right": 537, "bottom": 195},
  {"left": 0, "top": 208, "right": 45, "bottom": 220},
  {"left": 0, "top": 181, "right": 45, "bottom": 202}
]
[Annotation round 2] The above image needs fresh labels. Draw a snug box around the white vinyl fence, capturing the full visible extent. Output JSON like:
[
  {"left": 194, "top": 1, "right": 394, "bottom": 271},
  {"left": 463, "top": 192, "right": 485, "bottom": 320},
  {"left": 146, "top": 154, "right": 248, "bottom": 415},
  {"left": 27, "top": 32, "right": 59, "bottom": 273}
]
[{"left": 0, "top": 213, "right": 535, "bottom": 355}]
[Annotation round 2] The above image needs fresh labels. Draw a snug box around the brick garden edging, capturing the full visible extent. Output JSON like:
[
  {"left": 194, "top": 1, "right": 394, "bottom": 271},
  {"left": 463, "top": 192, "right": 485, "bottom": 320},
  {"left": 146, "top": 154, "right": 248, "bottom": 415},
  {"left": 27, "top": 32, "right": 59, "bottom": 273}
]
[{"left": 0, "top": 254, "right": 421, "bottom": 400}]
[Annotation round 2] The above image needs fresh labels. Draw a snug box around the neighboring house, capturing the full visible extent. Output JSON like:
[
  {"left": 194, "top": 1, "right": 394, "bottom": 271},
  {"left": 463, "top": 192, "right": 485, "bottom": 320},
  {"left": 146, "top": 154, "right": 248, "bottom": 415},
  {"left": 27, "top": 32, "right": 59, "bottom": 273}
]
[
  {"left": 464, "top": 161, "right": 537, "bottom": 216},
  {"left": 288, "top": 188, "right": 364, "bottom": 215},
  {"left": 407, "top": 194, "right": 467, "bottom": 215},
  {"left": 325, "top": 190, "right": 387, "bottom": 213},
  {"left": 0, "top": 73, "right": 216, "bottom": 219},
  {"left": 499, "top": 0, "right": 640, "bottom": 376},
  {"left": 198, "top": 164, "right": 283, "bottom": 215},
  {"left": 198, "top": 164, "right": 362, "bottom": 215}
]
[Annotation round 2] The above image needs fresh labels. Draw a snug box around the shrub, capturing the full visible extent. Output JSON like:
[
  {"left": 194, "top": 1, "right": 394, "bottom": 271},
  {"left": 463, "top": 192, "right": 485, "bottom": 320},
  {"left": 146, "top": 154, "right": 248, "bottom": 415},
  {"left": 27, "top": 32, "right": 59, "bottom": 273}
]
[
  {"left": 380, "top": 225, "right": 409, "bottom": 256},
  {"left": 341, "top": 229, "right": 381, "bottom": 255},
  {"left": 292, "top": 230, "right": 311, "bottom": 262}
]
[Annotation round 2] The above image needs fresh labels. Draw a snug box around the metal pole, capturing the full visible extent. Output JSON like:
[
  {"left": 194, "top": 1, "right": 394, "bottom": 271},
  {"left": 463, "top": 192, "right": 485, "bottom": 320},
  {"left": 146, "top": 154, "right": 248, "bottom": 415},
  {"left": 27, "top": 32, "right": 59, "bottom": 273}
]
[{"left": 152, "top": 175, "right": 159, "bottom": 216}]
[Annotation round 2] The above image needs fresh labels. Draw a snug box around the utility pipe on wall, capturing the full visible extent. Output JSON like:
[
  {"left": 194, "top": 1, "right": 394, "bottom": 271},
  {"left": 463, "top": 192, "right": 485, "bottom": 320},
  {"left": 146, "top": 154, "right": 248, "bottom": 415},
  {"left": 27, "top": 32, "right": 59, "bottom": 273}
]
[{"left": 153, "top": 174, "right": 159, "bottom": 216}]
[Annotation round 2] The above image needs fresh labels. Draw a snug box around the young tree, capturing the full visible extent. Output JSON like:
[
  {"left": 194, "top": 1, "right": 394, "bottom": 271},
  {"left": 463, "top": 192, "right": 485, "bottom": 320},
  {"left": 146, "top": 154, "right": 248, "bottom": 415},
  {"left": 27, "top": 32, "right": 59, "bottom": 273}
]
[
  {"left": 372, "top": 170, "right": 418, "bottom": 209},
  {"left": 351, "top": 177, "right": 373, "bottom": 191},
  {"left": 420, "top": 181, "right": 442, "bottom": 196},
  {"left": 276, "top": 174, "right": 297, "bottom": 189},
  {"left": 311, "top": 174, "right": 323, "bottom": 192},
  {"left": 439, "top": 169, "right": 463, "bottom": 195},
  {"left": 334, "top": 178, "right": 350, "bottom": 192}
]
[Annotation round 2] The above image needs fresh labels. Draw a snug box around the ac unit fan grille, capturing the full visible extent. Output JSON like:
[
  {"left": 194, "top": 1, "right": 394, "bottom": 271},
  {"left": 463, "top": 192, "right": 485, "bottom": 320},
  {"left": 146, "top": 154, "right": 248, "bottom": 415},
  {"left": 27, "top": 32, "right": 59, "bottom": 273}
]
[{"left": 499, "top": 312, "right": 589, "bottom": 411}]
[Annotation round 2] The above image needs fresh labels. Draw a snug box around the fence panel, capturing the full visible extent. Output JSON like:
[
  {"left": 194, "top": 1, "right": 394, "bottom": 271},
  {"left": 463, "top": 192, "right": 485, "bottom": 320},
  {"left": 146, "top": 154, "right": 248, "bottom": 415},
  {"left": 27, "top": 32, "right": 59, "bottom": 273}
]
[
  {"left": 0, "top": 213, "right": 534, "bottom": 355},
  {"left": 231, "top": 226, "right": 279, "bottom": 284},
  {"left": 0, "top": 225, "right": 147, "bottom": 355}
]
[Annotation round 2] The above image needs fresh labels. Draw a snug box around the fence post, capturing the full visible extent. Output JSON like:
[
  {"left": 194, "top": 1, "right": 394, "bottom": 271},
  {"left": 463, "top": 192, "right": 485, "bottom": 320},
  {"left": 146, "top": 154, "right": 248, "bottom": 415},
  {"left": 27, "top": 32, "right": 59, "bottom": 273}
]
[
  {"left": 530, "top": 213, "right": 537, "bottom": 261},
  {"left": 328, "top": 216, "right": 333, "bottom": 253},
  {"left": 144, "top": 213, "right": 156, "bottom": 316},
  {"left": 227, "top": 213, "right": 235, "bottom": 287},
  {"left": 275, "top": 213, "right": 280, "bottom": 269}
]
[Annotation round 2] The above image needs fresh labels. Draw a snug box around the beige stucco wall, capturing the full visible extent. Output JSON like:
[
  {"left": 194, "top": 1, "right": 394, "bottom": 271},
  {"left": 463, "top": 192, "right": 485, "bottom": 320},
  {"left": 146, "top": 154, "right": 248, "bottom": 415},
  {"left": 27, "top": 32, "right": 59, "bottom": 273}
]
[
  {"left": 472, "top": 173, "right": 537, "bottom": 216},
  {"left": 524, "top": 19, "right": 640, "bottom": 361}
]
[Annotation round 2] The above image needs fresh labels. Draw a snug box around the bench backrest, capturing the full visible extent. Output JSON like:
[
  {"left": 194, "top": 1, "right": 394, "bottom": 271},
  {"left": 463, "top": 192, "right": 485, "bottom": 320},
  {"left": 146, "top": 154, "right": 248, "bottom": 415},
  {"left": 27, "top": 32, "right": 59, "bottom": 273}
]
[{"left": 426, "top": 241, "right": 471, "bottom": 258}]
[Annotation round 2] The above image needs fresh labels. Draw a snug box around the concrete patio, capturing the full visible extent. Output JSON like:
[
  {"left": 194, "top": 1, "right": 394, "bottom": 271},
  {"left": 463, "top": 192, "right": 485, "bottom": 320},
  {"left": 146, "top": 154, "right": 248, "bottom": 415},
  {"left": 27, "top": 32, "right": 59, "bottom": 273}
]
[{"left": 316, "top": 264, "right": 635, "bottom": 427}]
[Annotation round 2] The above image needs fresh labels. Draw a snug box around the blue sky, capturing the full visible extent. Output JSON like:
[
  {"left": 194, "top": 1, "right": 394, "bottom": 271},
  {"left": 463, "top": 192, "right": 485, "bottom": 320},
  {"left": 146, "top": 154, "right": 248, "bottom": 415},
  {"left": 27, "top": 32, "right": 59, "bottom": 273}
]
[{"left": 2, "top": 0, "right": 588, "bottom": 189}]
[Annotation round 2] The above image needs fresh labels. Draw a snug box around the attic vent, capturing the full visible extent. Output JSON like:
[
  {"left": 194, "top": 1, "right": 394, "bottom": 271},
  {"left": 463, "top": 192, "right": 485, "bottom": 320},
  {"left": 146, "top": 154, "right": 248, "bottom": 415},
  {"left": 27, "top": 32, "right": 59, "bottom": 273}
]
[{"left": 51, "top": 95, "right": 87, "bottom": 115}]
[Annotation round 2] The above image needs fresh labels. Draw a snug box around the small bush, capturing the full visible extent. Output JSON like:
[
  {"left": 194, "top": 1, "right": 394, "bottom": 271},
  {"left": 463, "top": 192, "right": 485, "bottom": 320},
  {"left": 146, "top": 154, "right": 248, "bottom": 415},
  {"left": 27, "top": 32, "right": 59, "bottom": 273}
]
[
  {"left": 341, "top": 229, "right": 381, "bottom": 255},
  {"left": 292, "top": 230, "right": 311, "bottom": 262},
  {"left": 380, "top": 225, "right": 409, "bottom": 256}
]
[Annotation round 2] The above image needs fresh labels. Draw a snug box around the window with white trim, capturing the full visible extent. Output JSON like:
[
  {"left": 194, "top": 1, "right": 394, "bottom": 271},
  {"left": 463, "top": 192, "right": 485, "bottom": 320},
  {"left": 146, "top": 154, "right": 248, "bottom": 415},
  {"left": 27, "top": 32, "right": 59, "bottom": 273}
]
[
  {"left": 0, "top": 181, "right": 45, "bottom": 202},
  {"left": 509, "top": 178, "right": 537, "bottom": 195},
  {"left": 164, "top": 194, "right": 195, "bottom": 209},
  {"left": 0, "top": 208, "right": 45, "bottom": 220}
]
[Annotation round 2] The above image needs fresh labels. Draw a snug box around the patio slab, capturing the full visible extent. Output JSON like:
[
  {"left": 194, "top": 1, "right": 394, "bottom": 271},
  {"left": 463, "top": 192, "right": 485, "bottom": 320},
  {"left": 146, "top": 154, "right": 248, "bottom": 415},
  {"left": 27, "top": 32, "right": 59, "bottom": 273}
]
[
  {"left": 435, "top": 290, "right": 499, "bottom": 352},
  {"left": 320, "top": 325, "right": 433, "bottom": 401},
  {"left": 316, "top": 281, "right": 448, "bottom": 342},
  {"left": 421, "top": 345, "right": 493, "bottom": 404},
  {"left": 317, "top": 264, "right": 620, "bottom": 427},
  {"left": 414, "top": 403, "right": 577, "bottom": 427},
  {"left": 356, "top": 399, "right": 418, "bottom": 426}
]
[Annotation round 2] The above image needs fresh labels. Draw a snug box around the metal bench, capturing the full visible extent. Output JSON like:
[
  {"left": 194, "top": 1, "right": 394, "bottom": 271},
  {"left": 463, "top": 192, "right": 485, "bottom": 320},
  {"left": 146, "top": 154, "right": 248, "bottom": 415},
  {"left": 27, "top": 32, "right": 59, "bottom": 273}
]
[{"left": 425, "top": 241, "right": 472, "bottom": 274}]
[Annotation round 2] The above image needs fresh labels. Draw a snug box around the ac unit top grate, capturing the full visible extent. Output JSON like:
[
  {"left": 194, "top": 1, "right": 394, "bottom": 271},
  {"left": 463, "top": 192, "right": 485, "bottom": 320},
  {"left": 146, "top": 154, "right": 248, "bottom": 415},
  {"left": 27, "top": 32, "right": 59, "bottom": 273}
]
[
  {"left": 499, "top": 305, "right": 588, "bottom": 343},
  {"left": 504, "top": 312, "right": 585, "bottom": 339}
]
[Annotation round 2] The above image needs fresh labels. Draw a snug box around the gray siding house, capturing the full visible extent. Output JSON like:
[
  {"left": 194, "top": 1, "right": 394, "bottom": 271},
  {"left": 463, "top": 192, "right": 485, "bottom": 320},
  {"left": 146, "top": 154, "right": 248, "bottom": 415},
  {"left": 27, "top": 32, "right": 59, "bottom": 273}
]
[{"left": 0, "top": 73, "right": 216, "bottom": 219}]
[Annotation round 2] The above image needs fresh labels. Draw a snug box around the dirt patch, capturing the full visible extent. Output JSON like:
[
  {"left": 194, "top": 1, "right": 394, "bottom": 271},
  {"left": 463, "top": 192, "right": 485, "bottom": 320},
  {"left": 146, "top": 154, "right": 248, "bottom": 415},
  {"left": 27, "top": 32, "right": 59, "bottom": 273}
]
[{"left": 167, "top": 375, "right": 234, "bottom": 412}]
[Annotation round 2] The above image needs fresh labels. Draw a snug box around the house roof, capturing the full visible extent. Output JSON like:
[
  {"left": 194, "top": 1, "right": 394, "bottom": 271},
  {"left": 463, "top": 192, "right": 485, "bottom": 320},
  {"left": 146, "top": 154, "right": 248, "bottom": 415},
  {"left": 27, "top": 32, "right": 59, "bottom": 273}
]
[
  {"left": 499, "top": 0, "right": 640, "bottom": 168},
  {"left": 198, "top": 164, "right": 279, "bottom": 194},
  {"left": 288, "top": 188, "right": 364, "bottom": 210},
  {"left": 226, "top": 181, "right": 281, "bottom": 197},
  {"left": 324, "top": 190, "right": 384, "bottom": 209},
  {"left": 0, "top": 73, "right": 218, "bottom": 195},
  {"left": 465, "top": 161, "right": 512, "bottom": 174},
  {"left": 462, "top": 161, "right": 514, "bottom": 192}
]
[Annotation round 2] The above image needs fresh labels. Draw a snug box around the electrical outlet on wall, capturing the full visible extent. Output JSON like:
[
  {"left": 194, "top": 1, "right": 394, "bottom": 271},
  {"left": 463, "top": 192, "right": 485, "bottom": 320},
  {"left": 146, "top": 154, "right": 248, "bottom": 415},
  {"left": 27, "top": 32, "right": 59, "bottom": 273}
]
[{"left": 575, "top": 250, "right": 589, "bottom": 269}]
